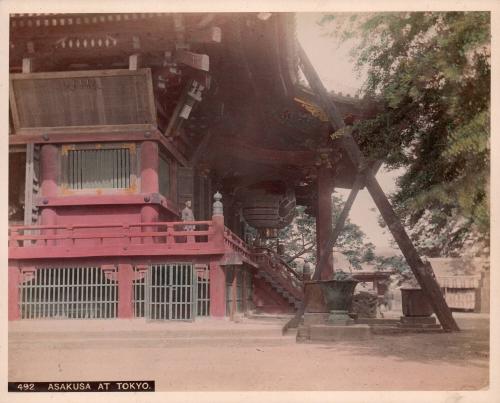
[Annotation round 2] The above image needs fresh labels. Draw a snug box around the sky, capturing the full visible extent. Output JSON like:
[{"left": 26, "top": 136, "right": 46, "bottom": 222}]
[{"left": 296, "top": 13, "right": 403, "bottom": 255}]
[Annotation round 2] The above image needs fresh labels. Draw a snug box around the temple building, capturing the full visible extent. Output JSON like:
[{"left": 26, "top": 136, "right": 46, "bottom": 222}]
[{"left": 9, "top": 13, "right": 453, "bottom": 328}]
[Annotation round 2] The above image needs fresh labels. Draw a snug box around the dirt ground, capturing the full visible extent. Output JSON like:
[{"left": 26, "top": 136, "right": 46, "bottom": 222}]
[{"left": 8, "top": 312, "right": 489, "bottom": 391}]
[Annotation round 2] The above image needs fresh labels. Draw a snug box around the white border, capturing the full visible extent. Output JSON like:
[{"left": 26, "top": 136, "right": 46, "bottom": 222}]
[{"left": 1, "top": 1, "right": 498, "bottom": 403}]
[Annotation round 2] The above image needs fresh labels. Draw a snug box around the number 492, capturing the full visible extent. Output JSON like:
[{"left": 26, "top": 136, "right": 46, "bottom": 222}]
[{"left": 17, "top": 383, "right": 34, "bottom": 391}]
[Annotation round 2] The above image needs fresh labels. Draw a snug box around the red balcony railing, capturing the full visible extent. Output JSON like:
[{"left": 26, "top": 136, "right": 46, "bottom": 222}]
[
  {"left": 9, "top": 219, "right": 303, "bottom": 303},
  {"left": 223, "top": 227, "right": 254, "bottom": 264},
  {"left": 9, "top": 220, "right": 225, "bottom": 259}
]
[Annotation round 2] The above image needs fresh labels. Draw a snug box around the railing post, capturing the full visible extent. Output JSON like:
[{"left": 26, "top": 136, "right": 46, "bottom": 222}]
[
  {"left": 212, "top": 191, "right": 224, "bottom": 249},
  {"left": 66, "top": 225, "right": 74, "bottom": 247},
  {"left": 140, "top": 141, "right": 159, "bottom": 244},
  {"left": 166, "top": 224, "right": 174, "bottom": 247},
  {"left": 117, "top": 263, "right": 134, "bottom": 319},
  {"left": 122, "top": 225, "right": 130, "bottom": 246},
  {"left": 40, "top": 144, "right": 58, "bottom": 246},
  {"left": 9, "top": 228, "right": 20, "bottom": 247},
  {"left": 242, "top": 270, "right": 248, "bottom": 314},
  {"left": 8, "top": 263, "right": 21, "bottom": 321}
]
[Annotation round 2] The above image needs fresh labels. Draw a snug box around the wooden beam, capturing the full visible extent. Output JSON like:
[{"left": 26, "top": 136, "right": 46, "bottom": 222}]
[
  {"left": 173, "top": 14, "right": 186, "bottom": 48},
  {"left": 312, "top": 175, "right": 364, "bottom": 281},
  {"left": 9, "top": 128, "right": 189, "bottom": 168},
  {"left": 196, "top": 14, "right": 215, "bottom": 29},
  {"left": 298, "top": 43, "right": 459, "bottom": 332},
  {"left": 231, "top": 268, "right": 237, "bottom": 321},
  {"left": 214, "top": 137, "right": 316, "bottom": 166},
  {"left": 155, "top": 130, "right": 189, "bottom": 167},
  {"left": 22, "top": 57, "right": 35, "bottom": 73},
  {"left": 11, "top": 27, "right": 218, "bottom": 67},
  {"left": 10, "top": 127, "right": 147, "bottom": 144},
  {"left": 128, "top": 54, "right": 141, "bottom": 70},
  {"left": 175, "top": 50, "right": 209, "bottom": 72},
  {"left": 364, "top": 174, "right": 458, "bottom": 324},
  {"left": 163, "top": 79, "right": 194, "bottom": 139},
  {"left": 189, "top": 26, "right": 222, "bottom": 44},
  {"left": 189, "top": 129, "right": 215, "bottom": 166},
  {"left": 315, "top": 165, "right": 335, "bottom": 280}
]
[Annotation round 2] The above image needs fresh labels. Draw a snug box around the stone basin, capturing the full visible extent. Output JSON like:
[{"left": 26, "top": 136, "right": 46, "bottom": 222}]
[{"left": 304, "top": 280, "right": 358, "bottom": 313}]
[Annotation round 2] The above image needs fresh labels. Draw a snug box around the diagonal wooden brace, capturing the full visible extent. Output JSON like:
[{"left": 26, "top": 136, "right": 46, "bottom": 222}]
[{"left": 298, "top": 43, "right": 459, "bottom": 332}]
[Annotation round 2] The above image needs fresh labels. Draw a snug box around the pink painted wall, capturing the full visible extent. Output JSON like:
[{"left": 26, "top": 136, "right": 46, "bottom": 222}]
[
  {"left": 56, "top": 205, "right": 142, "bottom": 224},
  {"left": 55, "top": 205, "right": 142, "bottom": 247},
  {"left": 34, "top": 139, "right": 181, "bottom": 248},
  {"left": 209, "top": 260, "right": 226, "bottom": 318}
]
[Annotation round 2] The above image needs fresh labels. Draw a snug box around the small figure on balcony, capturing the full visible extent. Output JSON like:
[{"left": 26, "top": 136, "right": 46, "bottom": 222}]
[{"left": 182, "top": 200, "right": 195, "bottom": 231}]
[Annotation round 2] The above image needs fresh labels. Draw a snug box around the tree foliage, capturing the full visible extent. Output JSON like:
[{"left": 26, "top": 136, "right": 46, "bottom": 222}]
[
  {"left": 275, "top": 195, "right": 407, "bottom": 274},
  {"left": 321, "top": 12, "right": 490, "bottom": 257}
]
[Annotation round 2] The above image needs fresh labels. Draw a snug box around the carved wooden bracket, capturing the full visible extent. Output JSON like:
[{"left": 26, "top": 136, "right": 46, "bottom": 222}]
[
  {"left": 20, "top": 268, "right": 37, "bottom": 283},
  {"left": 134, "top": 264, "right": 148, "bottom": 281},
  {"left": 102, "top": 265, "right": 118, "bottom": 282},
  {"left": 195, "top": 264, "right": 209, "bottom": 280}
]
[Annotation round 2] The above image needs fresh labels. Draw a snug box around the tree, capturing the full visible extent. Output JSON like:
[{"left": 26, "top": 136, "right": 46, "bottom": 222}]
[
  {"left": 320, "top": 12, "right": 490, "bottom": 257},
  {"left": 275, "top": 194, "right": 403, "bottom": 273}
]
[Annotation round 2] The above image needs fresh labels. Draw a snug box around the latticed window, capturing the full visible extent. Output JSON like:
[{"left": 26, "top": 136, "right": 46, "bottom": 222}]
[{"left": 61, "top": 143, "right": 136, "bottom": 191}]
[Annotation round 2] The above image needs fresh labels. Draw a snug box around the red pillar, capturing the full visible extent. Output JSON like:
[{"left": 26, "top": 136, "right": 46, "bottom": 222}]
[
  {"left": 140, "top": 141, "right": 159, "bottom": 242},
  {"left": 230, "top": 268, "right": 237, "bottom": 320},
  {"left": 242, "top": 271, "right": 247, "bottom": 313},
  {"left": 140, "top": 141, "right": 159, "bottom": 194},
  {"left": 117, "top": 264, "right": 134, "bottom": 318},
  {"left": 212, "top": 214, "right": 225, "bottom": 249},
  {"left": 316, "top": 165, "right": 335, "bottom": 280},
  {"left": 209, "top": 260, "right": 226, "bottom": 318},
  {"left": 8, "top": 264, "right": 20, "bottom": 320},
  {"left": 40, "top": 144, "right": 58, "bottom": 244}
]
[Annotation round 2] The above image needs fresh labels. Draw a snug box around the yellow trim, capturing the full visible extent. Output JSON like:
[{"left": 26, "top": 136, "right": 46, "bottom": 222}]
[
  {"left": 59, "top": 142, "right": 138, "bottom": 195},
  {"left": 293, "top": 97, "right": 329, "bottom": 122}
]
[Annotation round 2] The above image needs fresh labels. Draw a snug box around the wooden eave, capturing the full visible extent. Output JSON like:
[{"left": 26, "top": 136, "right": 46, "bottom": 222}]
[{"left": 8, "top": 12, "right": 380, "bottom": 202}]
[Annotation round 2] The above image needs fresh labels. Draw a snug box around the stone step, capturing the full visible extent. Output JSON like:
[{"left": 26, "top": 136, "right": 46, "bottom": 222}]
[
  {"left": 370, "top": 326, "right": 443, "bottom": 335},
  {"left": 397, "top": 323, "right": 442, "bottom": 329},
  {"left": 298, "top": 324, "right": 372, "bottom": 343},
  {"left": 246, "top": 312, "right": 294, "bottom": 322},
  {"left": 355, "top": 318, "right": 401, "bottom": 326},
  {"left": 399, "top": 316, "right": 437, "bottom": 325}
]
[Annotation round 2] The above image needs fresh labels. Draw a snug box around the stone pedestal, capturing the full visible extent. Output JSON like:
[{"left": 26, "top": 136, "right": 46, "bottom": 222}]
[
  {"left": 297, "top": 280, "right": 360, "bottom": 343},
  {"left": 327, "top": 309, "right": 355, "bottom": 325}
]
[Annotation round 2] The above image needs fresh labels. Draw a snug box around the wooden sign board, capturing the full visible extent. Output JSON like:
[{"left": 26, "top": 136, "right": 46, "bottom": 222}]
[{"left": 9, "top": 68, "right": 157, "bottom": 134}]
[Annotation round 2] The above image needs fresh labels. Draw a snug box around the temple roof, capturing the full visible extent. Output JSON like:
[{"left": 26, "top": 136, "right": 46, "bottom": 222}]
[{"left": 9, "top": 12, "right": 381, "bottom": 211}]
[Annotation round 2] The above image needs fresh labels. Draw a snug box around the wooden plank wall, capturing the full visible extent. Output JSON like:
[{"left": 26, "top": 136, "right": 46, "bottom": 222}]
[{"left": 10, "top": 69, "right": 156, "bottom": 132}]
